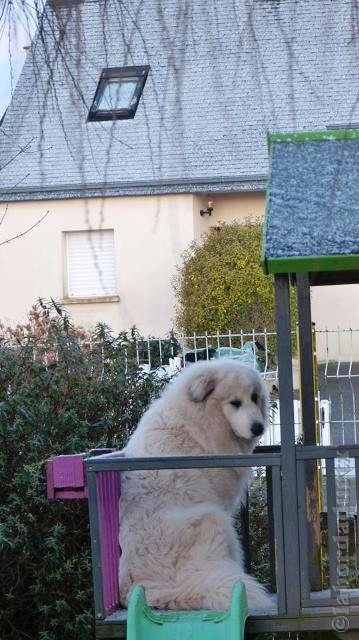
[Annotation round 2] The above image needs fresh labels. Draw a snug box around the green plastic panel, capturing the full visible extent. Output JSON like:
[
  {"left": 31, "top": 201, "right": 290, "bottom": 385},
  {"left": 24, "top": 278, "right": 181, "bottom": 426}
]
[
  {"left": 127, "top": 582, "right": 248, "bottom": 640},
  {"left": 268, "top": 129, "right": 359, "bottom": 144},
  {"left": 262, "top": 254, "right": 359, "bottom": 275}
]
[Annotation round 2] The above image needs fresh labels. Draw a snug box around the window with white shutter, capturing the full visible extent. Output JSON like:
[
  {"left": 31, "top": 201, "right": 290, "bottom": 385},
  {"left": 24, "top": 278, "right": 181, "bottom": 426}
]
[{"left": 65, "top": 229, "right": 117, "bottom": 298}]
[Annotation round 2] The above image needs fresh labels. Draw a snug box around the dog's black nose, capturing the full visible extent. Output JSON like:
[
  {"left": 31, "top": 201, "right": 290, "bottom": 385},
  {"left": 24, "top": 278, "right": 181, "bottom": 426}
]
[{"left": 251, "top": 422, "right": 264, "bottom": 437}]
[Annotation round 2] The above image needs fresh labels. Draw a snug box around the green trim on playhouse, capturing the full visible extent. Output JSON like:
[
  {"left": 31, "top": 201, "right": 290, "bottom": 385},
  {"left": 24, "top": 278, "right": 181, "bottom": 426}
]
[
  {"left": 267, "top": 129, "right": 359, "bottom": 145},
  {"left": 262, "top": 254, "right": 359, "bottom": 275}
]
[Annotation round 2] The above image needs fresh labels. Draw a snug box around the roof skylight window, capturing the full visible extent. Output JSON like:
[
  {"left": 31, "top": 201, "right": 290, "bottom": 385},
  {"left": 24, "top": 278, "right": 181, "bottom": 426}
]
[{"left": 88, "top": 66, "right": 149, "bottom": 121}]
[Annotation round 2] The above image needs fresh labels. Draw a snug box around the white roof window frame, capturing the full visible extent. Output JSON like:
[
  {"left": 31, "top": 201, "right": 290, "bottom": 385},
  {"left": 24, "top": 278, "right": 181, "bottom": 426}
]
[{"left": 88, "top": 65, "right": 149, "bottom": 122}]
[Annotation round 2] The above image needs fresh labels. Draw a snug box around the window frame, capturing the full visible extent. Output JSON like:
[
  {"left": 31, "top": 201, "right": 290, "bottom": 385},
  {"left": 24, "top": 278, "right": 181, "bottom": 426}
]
[
  {"left": 63, "top": 228, "right": 118, "bottom": 301},
  {"left": 88, "top": 65, "right": 150, "bottom": 122}
]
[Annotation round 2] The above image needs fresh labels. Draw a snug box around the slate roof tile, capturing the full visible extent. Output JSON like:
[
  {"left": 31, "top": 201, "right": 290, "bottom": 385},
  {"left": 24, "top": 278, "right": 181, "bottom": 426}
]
[{"left": 0, "top": 0, "right": 358, "bottom": 199}]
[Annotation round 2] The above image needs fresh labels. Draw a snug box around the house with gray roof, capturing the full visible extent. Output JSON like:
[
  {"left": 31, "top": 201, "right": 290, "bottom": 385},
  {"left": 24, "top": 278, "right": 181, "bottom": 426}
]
[{"left": 0, "top": 0, "right": 359, "bottom": 336}]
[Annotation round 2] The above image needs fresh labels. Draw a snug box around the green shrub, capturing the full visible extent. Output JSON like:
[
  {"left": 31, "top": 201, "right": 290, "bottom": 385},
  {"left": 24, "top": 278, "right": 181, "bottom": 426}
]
[
  {"left": 0, "top": 301, "right": 167, "bottom": 640},
  {"left": 173, "top": 220, "right": 296, "bottom": 335}
]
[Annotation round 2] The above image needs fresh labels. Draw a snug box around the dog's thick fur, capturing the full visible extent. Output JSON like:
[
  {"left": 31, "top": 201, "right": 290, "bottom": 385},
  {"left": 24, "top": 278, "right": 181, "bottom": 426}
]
[{"left": 119, "top": 359, "right": 271, "bottom": 611}]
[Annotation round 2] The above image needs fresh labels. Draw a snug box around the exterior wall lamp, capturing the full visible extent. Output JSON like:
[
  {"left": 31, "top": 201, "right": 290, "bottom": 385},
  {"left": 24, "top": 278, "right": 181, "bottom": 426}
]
[{"left": 200, "top": 201, "right": 214, "bottom": 216}]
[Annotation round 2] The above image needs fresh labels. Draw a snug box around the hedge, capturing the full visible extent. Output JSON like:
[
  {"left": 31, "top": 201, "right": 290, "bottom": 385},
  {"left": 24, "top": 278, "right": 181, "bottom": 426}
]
[{"left": 0, "top": 301, "right": 168, "bottom": 640}]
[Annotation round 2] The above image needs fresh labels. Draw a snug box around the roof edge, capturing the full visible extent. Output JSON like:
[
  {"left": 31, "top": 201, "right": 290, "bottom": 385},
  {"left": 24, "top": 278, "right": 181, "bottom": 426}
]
[{"left": 0, "top": 175, "right": 267, "bottom": 202}]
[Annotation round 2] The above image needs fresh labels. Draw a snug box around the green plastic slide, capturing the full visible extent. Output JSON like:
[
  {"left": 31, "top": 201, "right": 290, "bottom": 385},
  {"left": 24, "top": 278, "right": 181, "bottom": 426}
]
[{"left": 127, "top": 582, "right": 248, "bottom": 640}]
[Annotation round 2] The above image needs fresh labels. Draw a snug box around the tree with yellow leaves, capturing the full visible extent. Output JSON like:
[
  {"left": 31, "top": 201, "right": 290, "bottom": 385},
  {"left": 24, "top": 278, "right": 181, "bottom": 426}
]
[{"left": 173, "top": 220, "right": 295, "bottom": 335}]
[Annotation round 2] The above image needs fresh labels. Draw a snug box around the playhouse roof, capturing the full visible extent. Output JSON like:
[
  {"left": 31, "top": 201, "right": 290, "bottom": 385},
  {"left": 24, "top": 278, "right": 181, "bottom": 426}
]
[{"left": 262, "top": 130, "right": 359, "bottom": 278}]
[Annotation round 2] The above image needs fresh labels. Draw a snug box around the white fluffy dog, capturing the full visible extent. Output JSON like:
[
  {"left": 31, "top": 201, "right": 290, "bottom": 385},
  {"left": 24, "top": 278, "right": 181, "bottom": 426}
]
[{"left": 119, "top": 359, "right": 271, "bottom": 611}]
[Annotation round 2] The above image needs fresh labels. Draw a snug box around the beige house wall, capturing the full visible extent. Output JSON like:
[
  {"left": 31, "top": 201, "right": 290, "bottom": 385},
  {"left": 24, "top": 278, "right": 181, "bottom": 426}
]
[
  {"left": 193, "top": 192, "right": 265, "bottom": 239},
  {"left": 1, "top": 192, "right": 358, "bottom": 355},
  {"left": 0, "top": 194, "right": 195, "bottom": 335}
]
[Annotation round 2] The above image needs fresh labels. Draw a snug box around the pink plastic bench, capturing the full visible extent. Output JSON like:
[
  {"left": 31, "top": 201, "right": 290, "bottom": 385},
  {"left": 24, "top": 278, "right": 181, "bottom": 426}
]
[{"left": 46, "top": 451, "right": 122, "bottom": 616}]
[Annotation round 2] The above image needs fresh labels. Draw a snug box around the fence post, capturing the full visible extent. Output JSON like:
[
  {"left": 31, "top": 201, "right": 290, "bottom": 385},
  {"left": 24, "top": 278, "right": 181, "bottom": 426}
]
[
  {"left": 87, "top": 468, "right": 105, "bottom": 620},
  {"left": 274, "top": 274, "right": 301, "bottom": 615},
  {"left": 296, "top": 273, "right": 323, "bottom": 592}
]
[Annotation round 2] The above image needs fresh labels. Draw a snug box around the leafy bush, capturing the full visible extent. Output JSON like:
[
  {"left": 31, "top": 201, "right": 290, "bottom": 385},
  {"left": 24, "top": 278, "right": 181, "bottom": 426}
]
[
  {"left": 0, "top": 301, "right": 167, "bottom": 640},
  {"left": 173, "top": 220, "right": 296, "bottom": 335}
]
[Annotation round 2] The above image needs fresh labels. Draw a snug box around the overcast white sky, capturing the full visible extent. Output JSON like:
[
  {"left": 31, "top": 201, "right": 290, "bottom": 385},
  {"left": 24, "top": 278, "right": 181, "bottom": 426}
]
[{"left": 0, "top": 1, "right": 39, "bottom": 118}]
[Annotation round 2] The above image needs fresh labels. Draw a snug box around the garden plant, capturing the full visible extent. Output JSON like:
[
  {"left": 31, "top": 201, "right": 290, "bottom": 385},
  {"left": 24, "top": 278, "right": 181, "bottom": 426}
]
[{"left": 0, "top": 301, "right": 169, "bottom": 640}]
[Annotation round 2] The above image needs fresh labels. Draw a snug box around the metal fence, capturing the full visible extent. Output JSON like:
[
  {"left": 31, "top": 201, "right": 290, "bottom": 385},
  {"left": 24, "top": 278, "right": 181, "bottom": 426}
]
[
  {"left": 316, "top": 330, "right": 359, "bottom": 448},
  {"left": 4, "top": 327, "right": 359, "bottom": 447},
  {"left": 114, "top": 328, "right": 359, "bottom": 449}
]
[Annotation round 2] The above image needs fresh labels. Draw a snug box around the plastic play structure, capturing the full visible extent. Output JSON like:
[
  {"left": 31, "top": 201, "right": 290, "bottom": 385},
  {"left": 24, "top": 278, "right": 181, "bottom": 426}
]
[
  {"left": 127, "top": 582, "right": 247, "bottom": 640},
  {"left": 47, "top": 130, "right": 359, "bottom": 637}
]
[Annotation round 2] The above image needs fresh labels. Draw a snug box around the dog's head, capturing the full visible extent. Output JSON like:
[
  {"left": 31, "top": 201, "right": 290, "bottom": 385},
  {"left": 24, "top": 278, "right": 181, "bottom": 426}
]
[{"left": 187, "top": 359, "right": 268, "bottom": 442}]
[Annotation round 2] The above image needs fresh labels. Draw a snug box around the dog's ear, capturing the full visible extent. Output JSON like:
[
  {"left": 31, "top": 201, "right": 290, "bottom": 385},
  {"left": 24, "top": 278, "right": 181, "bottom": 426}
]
[{"left": 188, "top": 374, "right": 216, "bottom": 402}]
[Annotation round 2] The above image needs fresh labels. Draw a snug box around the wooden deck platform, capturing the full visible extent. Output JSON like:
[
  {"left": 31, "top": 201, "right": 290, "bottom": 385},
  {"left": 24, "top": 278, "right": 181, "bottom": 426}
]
[{"left": 95, "top": 594, "right": 359, "bottom": 637}]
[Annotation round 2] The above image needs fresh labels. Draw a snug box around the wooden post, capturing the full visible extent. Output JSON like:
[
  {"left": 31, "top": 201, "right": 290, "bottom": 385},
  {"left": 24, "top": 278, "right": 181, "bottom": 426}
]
[
  {"left": 275, "top": 274, "right": 301, "bottom": 615},
  {"left": 296, "top": 272, "right": 322, "bottom": 591}
]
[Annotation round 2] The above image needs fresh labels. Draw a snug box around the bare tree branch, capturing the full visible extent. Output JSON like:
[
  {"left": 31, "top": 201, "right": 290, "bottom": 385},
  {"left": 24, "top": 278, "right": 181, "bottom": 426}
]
[
  {"left": 0, "top": 137, "right": 35, "bottom": 171},
  {"left": 0, "top": 204, "right": 8, "bottom": 227},
  {"left": 0, "top": 209, "right": 49, "bottom": 246}
]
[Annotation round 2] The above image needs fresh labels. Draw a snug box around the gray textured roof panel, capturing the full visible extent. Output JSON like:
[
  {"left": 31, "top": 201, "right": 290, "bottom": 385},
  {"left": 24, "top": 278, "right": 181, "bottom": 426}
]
[
  {"left": 263, "top": 132, "right": 359, "bottom": 272},
  {"left": 1, "top": 0, "right": 359, "bottom": 198}
]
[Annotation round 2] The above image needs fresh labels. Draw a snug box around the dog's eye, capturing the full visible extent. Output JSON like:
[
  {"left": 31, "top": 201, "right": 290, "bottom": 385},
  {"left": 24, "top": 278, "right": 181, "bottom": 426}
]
[
  {"left": 230, "top": 399, "right": 242, "bottom": 409},
  {"left": 251, "top": 392, "right": 259, "bottom": 404}
]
